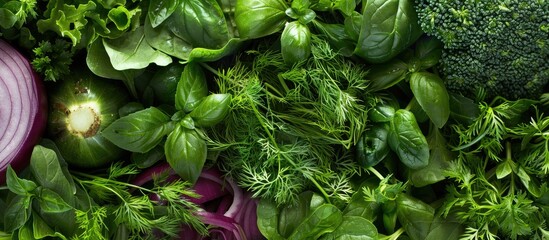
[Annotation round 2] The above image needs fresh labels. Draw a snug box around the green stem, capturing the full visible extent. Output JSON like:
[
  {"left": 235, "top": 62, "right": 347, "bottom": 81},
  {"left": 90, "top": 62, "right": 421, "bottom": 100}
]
[
  {"left": 367, "top": 167, "right": 385, "bottom": 180},
  {"left": 71, "top": 171, "right": 152, "bottom": 194},
  {"left": 199, "top": 62, "right": 219, "bottom": 76},
  {"left": 309, "top": 177, "right": 332, "bottom": 205}
]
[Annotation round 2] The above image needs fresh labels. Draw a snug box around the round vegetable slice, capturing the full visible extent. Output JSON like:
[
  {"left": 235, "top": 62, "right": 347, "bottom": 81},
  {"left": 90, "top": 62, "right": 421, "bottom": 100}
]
[
  {"left": 0, "top": 39, "right": 48, "bottom": 183},
  {"left": 47, "top": 67, "right": 130, "bottom": 168}
]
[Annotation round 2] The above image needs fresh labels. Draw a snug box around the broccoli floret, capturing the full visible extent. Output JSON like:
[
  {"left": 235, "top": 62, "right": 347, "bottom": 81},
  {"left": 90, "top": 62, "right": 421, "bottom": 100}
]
[{"left": 415, "top": 0, "right": 549, "bottom": 99}]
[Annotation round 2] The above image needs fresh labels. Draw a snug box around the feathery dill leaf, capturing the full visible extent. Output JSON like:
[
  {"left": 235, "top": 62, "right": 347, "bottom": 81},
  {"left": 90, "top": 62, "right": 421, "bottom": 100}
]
[{"left": 209, "top": 37, "right": 372, "bottom": 205}]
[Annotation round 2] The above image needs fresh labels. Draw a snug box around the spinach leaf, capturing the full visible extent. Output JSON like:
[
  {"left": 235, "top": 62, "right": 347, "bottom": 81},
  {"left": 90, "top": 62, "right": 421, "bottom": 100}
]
[
  {"left": 148, "top": 0, "right": 181, "bottom": 27},
  {"left": 102, "top": 27, "right": 172, "bottom": 71},
  {"left": 189, "top": 94, "right": 232, "bottom": 127},
  {"left": 355, "top": 0, "right": 422, "bottom": 63},
  {"left": 366, "top": 58, "right": 409, "bottom": 91},
  {"left": 321, "top": 216, "right": 378, "bottom": 240},
  {"left": 356, "top": 123, "right": 391, "bottom": 168},
  {"left": 103, "top": 107, "right": 173, "bottom": 153},
  {"left": 164, "top": 126, "right": 207, "bottom": 184},
  {"left": 408, "top": 127, "right": 452, "bottom": 187},
  {"left": 288, "top": 204, "right": 343, "bottom": 240},
  {"left": 409, "top": 72, "right": 450, "bottom": 128},
  {"left": 175, "top": 62, "right": 208, "bottom": 113},
  {"left": 257, "top": 198, "right": 286, "bottom": 240},
  {"left": 396, "top": 194, "right": 435, "bottom": 240},
  {"left": 388, "top": 109, "right": 429, "bottom": 169}
]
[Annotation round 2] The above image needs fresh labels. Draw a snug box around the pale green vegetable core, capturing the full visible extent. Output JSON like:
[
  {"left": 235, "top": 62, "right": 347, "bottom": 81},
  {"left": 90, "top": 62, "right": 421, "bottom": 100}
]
[{"left": 67, "top": 107, "right": 100, "bottom": 137}]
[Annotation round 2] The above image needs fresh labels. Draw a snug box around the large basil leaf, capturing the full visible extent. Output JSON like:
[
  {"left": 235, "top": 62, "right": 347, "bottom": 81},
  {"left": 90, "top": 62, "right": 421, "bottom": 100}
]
[
  {"left": 235, "top": 0, "right": 288, "bottom": 39},
  {"left": 354, "top": 0, "right": 422, "bottom": 63},
  {"left": 388, "top": 109, "right": 429, "bottom": 169},
  {"left": 165, "top": 126, "right": 207, "bottom": 184},
  {"left": 288, "top": 204, "right": 343, "bottom": 240},
  {"left": 281, "top": 21, "right": 312, "bottom": 64},
  {"left": 175, "top": 63, "right": 208, "bottom": 112},
  {"left": 321, "top": 216, "right": 378, "bottom": 240},
  {"left": 189, "top": 94, "right": 232, "bottom": 127},
  {"left": 103, "top": 107, "right": 173, "bottom": 153},
  {"left": 102, "top": 27, "right": 172, "bottom": 71},
  {"left": 409, "top": 72, "right": 450, "bottom": 128},
  {"left": 30, "top": 146, "right": 75, "bottom": 204}
]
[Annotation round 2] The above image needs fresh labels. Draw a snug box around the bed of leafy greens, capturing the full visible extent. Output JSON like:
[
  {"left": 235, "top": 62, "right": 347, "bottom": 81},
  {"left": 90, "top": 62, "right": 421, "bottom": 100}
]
[{"left": 1, "top": 0, "right": 549, "bottom": 239}]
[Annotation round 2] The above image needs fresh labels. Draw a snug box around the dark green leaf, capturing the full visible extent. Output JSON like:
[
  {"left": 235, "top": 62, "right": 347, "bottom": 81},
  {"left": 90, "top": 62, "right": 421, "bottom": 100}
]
[
  {"left": 131, "top": 145, "right": 166, "bottom": 169},
  {"left": 278, "top": 192, "right": 316, "bottom": 237},
  {"left": 32, "top": 214, "right": 63, "bottom": 239},
  {"left": 409, "top": 72, "right": 450, "bottom": 128},
  {"left": 449, "top": 94, "right": 480, "bottom": 126},
  {"left": 165, "top": 126, "right": 207, "bottom": 184},
  {"left": 288, "top": 204, "right": 343, "bottom": 240},
  {"left": 37, "top": 188, "right": 73, "bottom": 213},
  {"left": 189, "top": 94, "right": 232, "bottom": 127},
  {"left": 281, "top": 21, "right": 312, "bottom": 64},
  {"left": 366, "top": 59, "right": 409, "bottom": 91},
  {"left": 148, "top": 0, "right": 180, "bottom": 27},
  {"left": 354, "top": 0, "right": 422, "bottom": 63},
  {"left": 175, "top": 62, "right": 208, "bottom": 112},
  {"left": 396, "top": 194, "right": 435, "bottom": 240},
  {"left": 86, "top": 39, "right": 127, "bottom": 81},
  {"left": 0, "top": 8, "right": 17, "bottom": 29},
  {"left": 4, "top": 195, "right": 32, "bottom": 232},
  {"left": 6, "top": 166, "right": 37, "bottom": 196},
  {"left": 409, "top": 127, "right": 452, "bottom": 187},
  {"left": 103, "top": 107, "right": 173, "bottom": 153},
  {"left": 368, "top": 98, "right": 399, "bottom": 123},
  {"left": 235, "top": 0, "right": 288, "bottom": 38},
  {"left": 257, "top": 198, "right": 285, "bottom": 240},
  {"left": 356, "top": 123, "right": 390, "bottom": 168},
  {"left": 414, "top": 36, "right": 443, "bottom": 70},
  {"left": 342, "top": 180, "right": 380, "bottom": 220},
  {"left": 30, "top": 145, "right": 75, "bottom": 204},
  {"left": 321, "top": 215, "right": 377, "bottom": 239},
  {"left": 388, "top": 110, "right": 429, "bottom": 169}
]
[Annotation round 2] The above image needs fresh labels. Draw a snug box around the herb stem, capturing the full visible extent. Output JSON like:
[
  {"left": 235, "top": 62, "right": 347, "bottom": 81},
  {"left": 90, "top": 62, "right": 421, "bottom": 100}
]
[
  {"left": 71, "top": 171, "right": 152, "bottom": 194},
  {"left": 199, "top": 62, "right": 219, "bottom": 76},
  {"left": 367, "top": 167, "right": 385, "bottom": 180}
]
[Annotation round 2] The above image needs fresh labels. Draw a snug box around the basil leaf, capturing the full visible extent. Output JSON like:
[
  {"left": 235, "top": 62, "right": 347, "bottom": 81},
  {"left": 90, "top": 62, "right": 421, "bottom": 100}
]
[
  {"left": 102, "top": 26, "right": 172, "bottom": 71},
  {"left": 281, "top": 21, "right": 312, "bottom": 64},
  {"left": 235, "top": 0, "right": 288, "bottom": 39},
  {"left": 355, "top": 0, "right": 422, "bottom": 63},
  {"left": 103, "top": 107, "right": 173, "bottom": 153},
  {"left": 321, "top": 216, "right": 378, "bottom": 240},
  {"left": 4, "top": 195, "right": 32, "bottom": 232},
  {"left": 6, "top": 166, "right": 37, "bottom": 196},
  {"left": 175, "top": 62, "right": 208, "bottom": 112},
  {"left": 189, "top": 94, "right": 232, "bottom": 127},
  {"left": 0, "top": 8, "right": 17, "bottom": 29},
  {"left": 165, "top": 126, "right": 207, "bottom": 184},
  {"left": 388, "top": 109, "right": 429, "bottom": 169},
  {"left": 187, "top": 38, "right": 244, "bottom": 63},
  {"left": 32, "top": 214, "right": 57, "bottom": 239},
  {"left": 288, "top": 204, "right": 343, "bottom": 240},
  {"left": 37, "top": 188, "right": 72, "bottom": 213},
  {"left": 409, "top": 72, "right": 450, "bottom": 128},
  {"left": 30, "top": 145, "right": 75, "bottom": 204},
  {"left": 148, "top": 0, "right": 181, "bottom": 27},
  {"left": 18, "top": 221, "right": 34, "bottom": 240}
]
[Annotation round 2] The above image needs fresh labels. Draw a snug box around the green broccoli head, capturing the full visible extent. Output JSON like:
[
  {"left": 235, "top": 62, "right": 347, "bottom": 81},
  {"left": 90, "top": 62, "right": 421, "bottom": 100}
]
[{"left": 415, "top": 0, "right": 549, "bottom": 99}]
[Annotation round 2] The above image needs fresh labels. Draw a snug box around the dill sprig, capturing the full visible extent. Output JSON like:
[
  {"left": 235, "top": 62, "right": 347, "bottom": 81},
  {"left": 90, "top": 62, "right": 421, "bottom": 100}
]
[{"left": 209, "top": 37, "right": 371, "bottom": 205}]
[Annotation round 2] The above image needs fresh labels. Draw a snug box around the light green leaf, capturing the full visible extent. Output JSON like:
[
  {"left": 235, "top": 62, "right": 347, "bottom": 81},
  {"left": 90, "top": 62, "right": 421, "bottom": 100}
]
[
  {"left": 175, "top": 62, "right": 208, "bottom": 112},
  {"left": 165, "top": 126, "right": 207, "bottom": 184},
  {"left": 103, "top": 26, "right": 172, "bottom": 70},
  {"left": 189, "top": 94, "right": 232, "bottom": 127},
  {"left": 102, "top": 107, "right": 173, "bottom": 153},
  {"left": 37, "top": 188, "right": 73, "bottom": 213},
  {"left": 6, "top": 166, "right": 37, "bottom": 196}
]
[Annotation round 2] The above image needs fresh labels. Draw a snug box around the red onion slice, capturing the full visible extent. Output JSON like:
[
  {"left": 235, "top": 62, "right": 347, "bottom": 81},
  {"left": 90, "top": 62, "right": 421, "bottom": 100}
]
[{"left": 0, "top": 39, "right": 47, "bottom": 183}]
